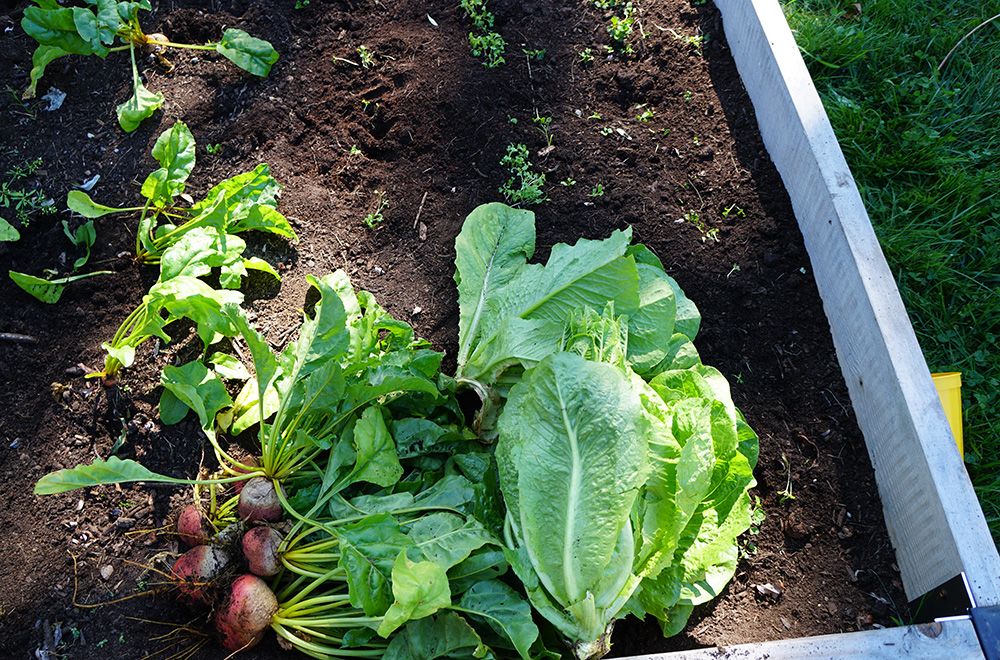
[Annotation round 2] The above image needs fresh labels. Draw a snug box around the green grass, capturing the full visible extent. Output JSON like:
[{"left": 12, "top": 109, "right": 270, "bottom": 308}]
[{"left": 783, "top": 1, "right": 1000, "bottom": 536}]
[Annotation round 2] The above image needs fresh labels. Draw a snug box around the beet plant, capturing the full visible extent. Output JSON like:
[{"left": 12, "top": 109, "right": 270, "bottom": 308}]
[
  {"left": 22, "top": 0, "right": 278, "bottom": 131},
  {"left": 71, "top": 121, "right": 295, "bottom": 380}
]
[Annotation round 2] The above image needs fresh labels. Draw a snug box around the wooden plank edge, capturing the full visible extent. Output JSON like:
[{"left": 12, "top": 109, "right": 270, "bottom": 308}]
[
  {"left": 712, "top": 0, "right": 1000, "bottom": 604},
  {"left": 617, "top": 618, "right": 984, "bottom": 660}
]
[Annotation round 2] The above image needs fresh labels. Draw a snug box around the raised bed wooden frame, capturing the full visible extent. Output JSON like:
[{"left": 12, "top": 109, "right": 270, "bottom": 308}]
[{"left": 628, "top": 1, "right": 1000, "bottom": 657}]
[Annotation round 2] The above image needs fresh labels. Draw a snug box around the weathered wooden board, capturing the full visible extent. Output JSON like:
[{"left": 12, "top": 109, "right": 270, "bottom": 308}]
[
  {"left": 711, "top": 0, "right": 1000, "bottom": 605},
  {"left": 621, "top": 619, "right": 983, "bottom": 660}
]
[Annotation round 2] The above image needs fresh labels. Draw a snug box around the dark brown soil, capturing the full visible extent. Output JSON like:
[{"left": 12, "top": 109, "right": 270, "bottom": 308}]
[{"left": 0, "top": 0, "right": 908, "bottom": 657}]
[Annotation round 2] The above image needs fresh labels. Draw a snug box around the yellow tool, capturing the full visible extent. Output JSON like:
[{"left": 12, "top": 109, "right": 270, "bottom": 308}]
[{"left": 932, "top": 372, "right": 964, "bottom": 457}]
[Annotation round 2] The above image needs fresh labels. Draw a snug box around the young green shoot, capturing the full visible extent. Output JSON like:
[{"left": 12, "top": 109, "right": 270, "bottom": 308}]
[{"left": 499, "top": 144, "right": 546, "bottom": 206}]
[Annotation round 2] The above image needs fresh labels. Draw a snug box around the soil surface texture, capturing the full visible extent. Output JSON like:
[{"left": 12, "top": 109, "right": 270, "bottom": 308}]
[{"left": 0, "top": 0, "right": 908, "bottom": 657}]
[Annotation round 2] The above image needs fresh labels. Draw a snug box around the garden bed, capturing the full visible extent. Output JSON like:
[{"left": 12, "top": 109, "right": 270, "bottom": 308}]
[{"left": 0, "top": 0, "right": 908, "bottom": 656}]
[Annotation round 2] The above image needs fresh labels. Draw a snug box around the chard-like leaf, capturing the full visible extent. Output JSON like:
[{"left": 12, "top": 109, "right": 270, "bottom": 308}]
[
  {"left": 22, "top": 6, "right": 96, "bottom": 55},
  {"left": 242, "top": 256, "right": 281, "bottom": 280},
  {"left": 0, "top": 218, "right": 21, "bottom": 242},
  {"left": 23, "top": 45, "right": 69, "bottom": 100},
  {"left": 35, "top": 456, "right": 187, "bottom": 495},
  {"left": 337, "top": 513, "right": 414, "bottom": 616},
  {"left": 71, "top": 7, "right": 109, "bottom": 56},
  {"left": 447, "top": 548, "right": 509, "bottom": 595},
  {"left": 384, "top": 612, "right": 491, "bottom": 660},
  {"left": 9, "top": 270, "right": 111, "bottom": 304},
  {"left": 407, "top": 512, "right": 494, "bottom": 570},
  {"left": 116, "top": 77, "right": 164, "bottom": 132},
  {"left": 66, "top": 190, "right": 127, "bottom": 219},
  {"left": 148, "top": 276, "right": 243, "bottom": 348},
  {"left": 230, "top": 204, "right": 297, "bottom": 240},
  {"left": 348, "top": 406, "right": 404, "bottom": 488},
  {"left": 141, "top": 121, "right": 196, "bottom": 206},
  {"left": 215, "top": 29, "right": 279, "bottom": 77},
  {"left": 209, "top": 352, "right": 251, "bottom": 380},
  {"left": 496, "top": 352, "right": 647, "bottom": 609},
  {"left": 159, "top": 360, "right": 233, "bottom": 428},
  {"left": 158, "top": 227, "right": 246, "bottom": 287},
  {"left": 377, "top": 551, "right": 452, "bottom": 637},
  {"left": 458, "top": 579, "right": 539, "bottom": 659},
  {"left": 190, "top": 164, "right": 280, "bottom": 217},
  {"left": 62, "top": 219, "right": 96, "bottom": 270}
]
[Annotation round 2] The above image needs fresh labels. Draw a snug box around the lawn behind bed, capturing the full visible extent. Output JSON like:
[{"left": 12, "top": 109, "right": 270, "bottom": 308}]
[{"left": 782, "top": 0, "right": 1000, "bottom": 539}]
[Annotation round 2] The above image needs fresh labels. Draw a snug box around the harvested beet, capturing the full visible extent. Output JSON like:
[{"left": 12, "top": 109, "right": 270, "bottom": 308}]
[
  {"left": 242, "top": 526, "right": 283, "bottom": 577},
  {"left": 215, "top": 574, "right": 278, "bottom": 652},
  {"left": 171, "top": 545, "right": 230, "bottom": 603},
  {"left": 176, "top": 504, "right": 211, "bottom": 547},
  {"left": 238, "top": 478, "right": 281, "bottom": 522}
]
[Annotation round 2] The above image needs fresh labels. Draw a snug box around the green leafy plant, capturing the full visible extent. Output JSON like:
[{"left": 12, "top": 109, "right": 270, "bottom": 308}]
[
  {"left": 636, "top": 106, "right": 655, "bottom": 122},
  {"left": 73, "top": 122, "right": 293, "bottom": 380},
  {"left": 452, "top": 203, "right": 758, "bottom": 655},
  {"left": 67, "top": 121, "right": 295, "bottom": 264},
  {"left": 9, "top": 269, "right": 112, "bottom": 303},
  {"left": 589, "top": 183, "right": 605, "bottom": 197},
  {"left": 205, "top": 143, "right": 222, "bottom": 156},
  {"left": 357, "top": 44, "right": 375, "bottom": 69},
  {"left": 499, "top": 144, "right": 546, "bottom": 206},
  {"left": 522, "top": 48, "right": 545, "bottom": 61},
  {"left": 21, "top": 0, "right": 278, "bottom": 131},
  {"left": 0, "top": 158, "right": 55, "bottom": 230},
  {"left": 461, "top": 0, "right": 506, "bottom": 67},
  {"left": 579, "top": 47, "right": 594, "bottom": 64},
  {"left": 62, "top": 218, "right": 97, "bottom": 269},
  {"left": 363, "top": 191, "right": 389, "bottom": 228},
  {"left": 531, "top": 111, "right": 553, "bottom": 147}
]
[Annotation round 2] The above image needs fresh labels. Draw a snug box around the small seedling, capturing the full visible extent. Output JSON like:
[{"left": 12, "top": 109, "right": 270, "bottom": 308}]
[
  {"left": 599, "top": 126, "right": 615, "bottom": 136},
  {"left": 579, "top": 47, "right": 594, "bottom": 64},
  {"left": 522, "top": 48, "right": 546, "bottom": 61},
  {"left": 205, "top": 143, "right": 222, "bottom": 155},
  {"left": 692, "top": 135, "right": 701, "bottom": 146},
  {"left": 357, "top": 45, "right": 375, "bottom": 69},
  {"left": 682, "top": 210, "right": 719, "bottom": 242},
  {"left": 363, "top": 192, "right": 389, "bottom": 228},
  {"left": 349, "top": 145, "right": 363, "bottom": 157},
  {"left": 722, "top": 203, "right": 746, "bottom": 219},
  {"left": 508, "top": 115, "right": 519, "bottom": 125},
  {"left": 468, "top": 31, "right": 507, "bottom": 68},
  {"left": 683, "top": 90, "right": 694, "bottom": 102},
  {"left": 607, "top": 2, "right": 637, "bottom": 54},
  {"left": 588, "top": 111, "right": 603, "bottom": 120},
  {"left": 1, "top": 158, "right": 56, "bottom": 229},
  {"left": 560, "top": 178, "right": 577, "bottom": 187},
  {"left": 589, "top": 183, "right": 605, "bottom": 197},
  {"left": 778, "top": 453, "right": 796, "bottom": 503},
  {"left": 727, "top": 263, "right": 741, "bottom": 278},
  {"left": 499, "top": 143, "right": 546, "bottom": 206},
  {"left": 532, "top": 111, "right": 554, "bottom": 147},
  {"left": 635, "top": 106, "right": 654, "bottom": 122},
  {"left": 462, "top": 0, "right": 506, "bottom": 67}
]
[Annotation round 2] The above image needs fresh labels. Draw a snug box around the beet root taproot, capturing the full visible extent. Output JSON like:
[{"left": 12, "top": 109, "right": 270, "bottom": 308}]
[
  {"left": 215, "top": 574, "right": 278, "bottom": 652},
  {"left": 242, "top": 526, "right": 283, "bottom": 577},
  {"left": 176, "top": 504, "right": 211, "bottom": 547},
  {"left": 171, "top": 545, "right": 230, "bottom": 603},
  {"left": 238, "top": 477, "right": 282, "bottom": 522}
]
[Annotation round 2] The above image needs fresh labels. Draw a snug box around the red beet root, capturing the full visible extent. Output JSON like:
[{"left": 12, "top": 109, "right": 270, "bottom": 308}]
[
  {"left": 242, "top": 526, "right": 283, "bottom": 577},
  {"left": 176, "top": 504, "right": 211, "bottom": 547},
  {"left": 171, "top": 545, "right": 230, "bottom": 603},
  {"left": 238, "top": 478, "right": 281, "bottom": 522},
  {"left": 215, "top": 574, "right": 278, "bottom": 652}
]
